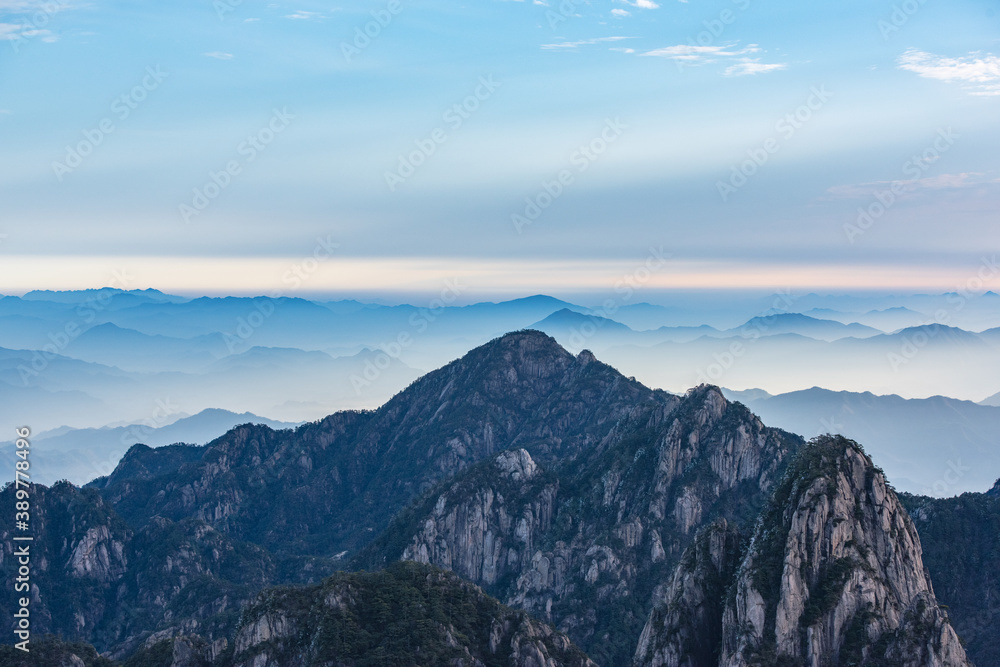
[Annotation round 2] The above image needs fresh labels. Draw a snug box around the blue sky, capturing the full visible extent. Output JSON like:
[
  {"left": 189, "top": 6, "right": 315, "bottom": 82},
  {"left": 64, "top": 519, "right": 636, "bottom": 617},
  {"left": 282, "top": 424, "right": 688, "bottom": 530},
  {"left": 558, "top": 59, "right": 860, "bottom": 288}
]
[{"left": 0, "top": 0, "right": 998, "bottom": 296}]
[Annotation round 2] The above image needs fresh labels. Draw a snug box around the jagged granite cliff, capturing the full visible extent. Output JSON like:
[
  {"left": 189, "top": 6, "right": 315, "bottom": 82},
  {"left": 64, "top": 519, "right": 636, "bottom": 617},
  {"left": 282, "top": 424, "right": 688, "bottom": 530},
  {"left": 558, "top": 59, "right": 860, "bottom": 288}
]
[
  {"left": 0, "top": 481, "right": 336, "bottom": 661},
  {"left": 633, "top": 519, "right": 742, "bottom": 667},
  {"left": 91, "top": 332, "right": 660, "bottom": 558},
  {"left": 0, "top": 332, "right": 989, "bottom": 666},
  {"left": 636, "top": 435, "right": 971, "bottom": 667},
  {"left": 354, "top": 381, "right": 803, "bottom": 664}
]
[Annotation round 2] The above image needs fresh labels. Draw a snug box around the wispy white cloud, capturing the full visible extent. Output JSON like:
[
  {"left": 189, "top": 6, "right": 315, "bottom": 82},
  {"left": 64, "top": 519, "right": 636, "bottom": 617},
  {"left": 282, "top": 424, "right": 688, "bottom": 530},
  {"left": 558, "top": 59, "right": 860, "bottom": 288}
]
[
  {"left": 641, "top": 42, "right": 785, "bottom": 76},
  {"left": 826, "top": 173, "right": 998, "bottom": 199},
  {"left": 0, "top": 22, "right": 57, "bottom": 42},
  {"left": 204, "top": 51, "right": 235, "bottom": 60},
  {"left": 611, "top": 8, "right": 630, "bottom": 17},
  {"left": 285, "top": 10, "right": 325, "bottom": 20},
  {"left": 0, "top": 0, "right": 71, "bottom": 10},
  {"left": 0, "top": 0, "right": 73, "bottom": 44},
  {"left": 619, "top": 0, "right": 659, "bottom": 8},
  {"left": 725, "top": 60, "right": 787, "bottom": 76},
  {"left": 542, "top": 36, "right": 633, "bottom": 50},
  {"left": 897, "top": 49, "right": 1000, "bottom": 96},
  {"left": 641, "top": 43, "right": 759, "bottom": 62}
]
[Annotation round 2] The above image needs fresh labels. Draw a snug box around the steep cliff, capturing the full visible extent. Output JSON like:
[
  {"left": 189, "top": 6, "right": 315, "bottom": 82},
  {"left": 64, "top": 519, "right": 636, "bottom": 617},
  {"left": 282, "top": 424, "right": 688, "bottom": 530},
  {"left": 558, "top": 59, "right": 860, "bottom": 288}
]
[
  {"left": 356, "top": 383, "right": 802, "bottom": 665},
  {"left": 0, "top": 482, "right": 131, "bottom": 641},
  {"left": 718, "top": 435, "right": 969, "bottom": 666},
  {"left": 3, "top": 333, "right": 991, "bottom": 666},
  {"left": 634, "top": 436, "right": 972, "bottom": 667},
  {"left": 634, "top": 519, "right": 743, "bottom": 667},
  {"left": 94, "top": 331, "right": 662, "bottom": 558},
  {"left": 0, "top": 482, "right": 335, "bottom": 660}
]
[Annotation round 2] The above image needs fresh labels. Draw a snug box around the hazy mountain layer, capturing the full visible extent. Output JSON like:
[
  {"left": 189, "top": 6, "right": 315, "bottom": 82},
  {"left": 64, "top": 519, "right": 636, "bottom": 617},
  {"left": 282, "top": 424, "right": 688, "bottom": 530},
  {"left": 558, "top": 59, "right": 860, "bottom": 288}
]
[{"left": 721, "top": 386, "right": 1000, "bottom": 495}]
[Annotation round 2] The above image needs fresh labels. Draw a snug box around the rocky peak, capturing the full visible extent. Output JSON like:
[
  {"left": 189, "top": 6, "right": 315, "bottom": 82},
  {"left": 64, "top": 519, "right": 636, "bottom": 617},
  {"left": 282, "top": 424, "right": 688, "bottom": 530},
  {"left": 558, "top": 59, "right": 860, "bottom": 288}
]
[
  {"left": 96, "top": 329, "right": 661, "bottom": 559},
  {"left": 357, "top": 377, "right": 800, "bottom": 665},
  {"left": 720, "top": 435, "right": 970, "bottom": 666},
  {"left": 495, "top": 449, "right": 539, "bottom": 481}
]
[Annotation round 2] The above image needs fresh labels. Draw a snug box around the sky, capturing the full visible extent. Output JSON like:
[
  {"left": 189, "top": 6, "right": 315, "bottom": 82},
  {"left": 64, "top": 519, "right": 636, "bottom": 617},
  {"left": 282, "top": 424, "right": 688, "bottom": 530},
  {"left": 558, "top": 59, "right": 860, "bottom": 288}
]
[{"left": 1, "top": 0, "right": 998, "bottom": 298}]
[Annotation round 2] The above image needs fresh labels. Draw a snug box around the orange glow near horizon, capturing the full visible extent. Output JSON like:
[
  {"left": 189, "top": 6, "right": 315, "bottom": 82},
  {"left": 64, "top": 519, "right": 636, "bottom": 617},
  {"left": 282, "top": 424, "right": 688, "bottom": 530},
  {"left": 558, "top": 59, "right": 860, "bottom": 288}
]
[{"left": 0, "top": 255, "right": 991, "bottom": 296}]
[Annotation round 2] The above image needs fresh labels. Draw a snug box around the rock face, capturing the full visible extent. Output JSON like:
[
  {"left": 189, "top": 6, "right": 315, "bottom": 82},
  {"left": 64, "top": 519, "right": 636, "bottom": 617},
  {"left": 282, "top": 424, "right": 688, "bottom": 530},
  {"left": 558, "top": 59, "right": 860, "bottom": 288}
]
[
  {"left": 634, "top": 520, "right": 743, "bottom": 667},
  {"left": 225, "top": 561, "right": 596, "bottom": 667},
  {"left": 399, "top": 449, "right": 558, "bottom": 588},
  {"left": 1, "top": 332, "right": 990, "bottom": 666},
  {"left": 0, "top": 481, "right": 333, "bottom": 662},
  {"left": 94, "top": 331, "right": 661, "bottom": 559},
  {"left": 356, "top": 383, "right": 802, "bottom": 665},
  {"left": 0, "top": 482, "right": 131, "bottom": 640},
  {"left": 636, "top": 435, "right": 972, "bottom": 667}
]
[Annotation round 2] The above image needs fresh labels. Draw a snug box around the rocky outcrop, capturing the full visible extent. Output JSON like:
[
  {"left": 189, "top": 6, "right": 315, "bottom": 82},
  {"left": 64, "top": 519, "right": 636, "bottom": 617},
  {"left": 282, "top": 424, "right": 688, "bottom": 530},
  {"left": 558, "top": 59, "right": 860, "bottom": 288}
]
[
  {"left": 634, "top": 519, "right": 743, "bottom": 667},
  {"left": 67, "top": 525, "right": 128, "bottom": 582},
  {"left": 717, "top": 435, "right": 970, "bottom": 667},
  {"left": 401, "top": 449, "right": 558, "bottom": 587},
  {"left": 228, "top": 561, "right": 596, "bottom": 667},
  {"left": 123, "top": 633, "right": 228, "bottom": 667},
  {"left": 0, "top": 482, "right": 132, "bottom": 641},
  {"left": 357, "top": 384, "right": 802, "bottom": 665},
  {"left": 3, "top": 333, "right": 988, "bottom": 666},
  {"left": 96, "top": 331, "right": 663, "bottom": 559}
]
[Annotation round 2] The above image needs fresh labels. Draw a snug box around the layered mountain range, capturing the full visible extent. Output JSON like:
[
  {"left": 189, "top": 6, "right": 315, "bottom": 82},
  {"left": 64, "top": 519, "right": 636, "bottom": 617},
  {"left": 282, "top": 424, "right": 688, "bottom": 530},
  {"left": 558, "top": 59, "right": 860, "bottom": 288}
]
[
  {"left": 1, "top": 331, "right": 995, "bottom": 665},
  {"left": 3, "top": 288, "right": 999, "bottom": 434}
]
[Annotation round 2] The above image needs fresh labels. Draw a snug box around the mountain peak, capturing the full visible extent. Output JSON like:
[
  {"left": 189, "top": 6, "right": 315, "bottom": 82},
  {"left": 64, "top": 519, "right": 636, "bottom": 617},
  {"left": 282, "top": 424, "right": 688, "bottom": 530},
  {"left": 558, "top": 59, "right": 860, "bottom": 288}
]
[
  {"left": 721, "top": 435, "right": 970, "bottom": 665},
  {"left": 638, "top": 434, "right": 972, "bottom": 666}
]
